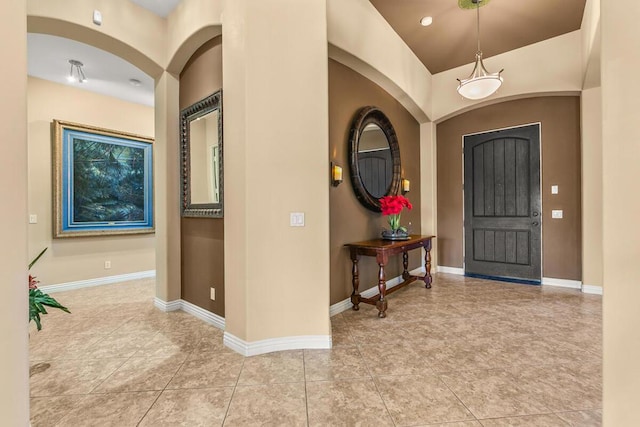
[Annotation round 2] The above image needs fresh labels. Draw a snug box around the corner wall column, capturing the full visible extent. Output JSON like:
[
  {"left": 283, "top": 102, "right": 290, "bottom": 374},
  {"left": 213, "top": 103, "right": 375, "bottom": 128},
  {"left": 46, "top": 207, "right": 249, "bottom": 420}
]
[
  {"left": 602, "top": 0, "right": 640, "bottom": 423},
  {"left": 420, "top": 122, "right": 437, "bottom": 267},
  {"left": 154, "top": 71, "right": 182, "bottom": 302},
  {"left": 580, "top": 87, "right": 603, "bottom": 289},
  {"left": 222, "top": 0, "right": 331, "bottom": 351},
  {"left": 0, "top": 0, "right": 30, "bottom": 424}
]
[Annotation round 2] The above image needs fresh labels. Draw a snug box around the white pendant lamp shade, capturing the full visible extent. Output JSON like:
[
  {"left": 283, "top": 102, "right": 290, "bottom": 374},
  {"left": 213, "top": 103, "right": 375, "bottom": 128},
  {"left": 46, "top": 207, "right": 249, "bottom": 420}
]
[
  {"left": 457, "top": 52, "right": 503, "bottom": 100},
  {"left": 456, "top": 0, "right": 503, "bottom": 100}
]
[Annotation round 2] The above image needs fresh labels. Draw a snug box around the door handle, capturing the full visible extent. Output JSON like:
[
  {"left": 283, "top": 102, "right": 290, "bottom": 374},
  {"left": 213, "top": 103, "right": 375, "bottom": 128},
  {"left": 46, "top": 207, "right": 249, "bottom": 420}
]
[
  {"left": 532, "top": 212, "right": 539, "bottom": 217},
  {"left": 532, "top": 221, "right": 539, "bottom": 227}
]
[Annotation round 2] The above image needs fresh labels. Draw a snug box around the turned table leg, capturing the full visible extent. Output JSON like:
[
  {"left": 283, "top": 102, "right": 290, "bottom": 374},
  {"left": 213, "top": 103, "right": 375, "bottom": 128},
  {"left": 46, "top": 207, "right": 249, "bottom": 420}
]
[
  {"left": 376, "top": 253, "right": 388, "bottom": 318},
  {"left": 402, "top": 251, "right": 411, "bottom": 280},
  {"left": 350, "top": 255, "right": 360, "bottom": 311},
  {"left": 424, "top": 241, "right": 433, "bottom": 289}
]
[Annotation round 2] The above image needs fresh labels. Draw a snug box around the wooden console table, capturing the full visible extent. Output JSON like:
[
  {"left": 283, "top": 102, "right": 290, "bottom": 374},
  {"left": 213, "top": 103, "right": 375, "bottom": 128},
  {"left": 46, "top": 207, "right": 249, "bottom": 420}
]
[{"left": 345, "top": 235, "right": 435, "bottom": 318}]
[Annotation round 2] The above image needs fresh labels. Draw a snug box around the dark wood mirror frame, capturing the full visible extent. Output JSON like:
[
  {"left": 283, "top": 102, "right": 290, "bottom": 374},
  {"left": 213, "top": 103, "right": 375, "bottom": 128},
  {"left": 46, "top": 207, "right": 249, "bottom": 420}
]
[
  {"left": 348, "top": 106, "right": 401, "bottom": 212},
  {"left": 180, "top": 90, "right": 223, "bottom": 218}
]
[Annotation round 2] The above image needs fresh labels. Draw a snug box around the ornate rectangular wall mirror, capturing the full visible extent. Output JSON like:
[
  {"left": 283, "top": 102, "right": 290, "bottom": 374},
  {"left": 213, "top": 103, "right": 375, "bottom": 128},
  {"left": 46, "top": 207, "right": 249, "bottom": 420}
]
[{"left": 180, "top": 90, "right": 223, "bottom": 217}]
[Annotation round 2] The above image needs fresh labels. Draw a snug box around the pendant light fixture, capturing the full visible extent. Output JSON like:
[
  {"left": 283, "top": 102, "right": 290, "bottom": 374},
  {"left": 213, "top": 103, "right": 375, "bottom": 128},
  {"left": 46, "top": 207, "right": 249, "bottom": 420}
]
[{"left": 456, "top": 0, "right": 503, "bottom": 100}]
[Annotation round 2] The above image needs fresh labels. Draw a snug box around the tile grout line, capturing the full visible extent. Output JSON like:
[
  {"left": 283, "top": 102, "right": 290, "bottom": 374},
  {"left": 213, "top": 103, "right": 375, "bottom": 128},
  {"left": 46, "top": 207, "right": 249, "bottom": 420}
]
[
  {"left": 369, "top": 375, "right": 398, "bottom": 427},
  {"left": 135, "top": 330, "right": 200, "bottom": 426},
  {"left": 437, "top": 373, "right": 482, "bottom": 424},
  {"left": 352, "top": 339, "right": 397, "bottom": 427},
  {"left": 220, "top": 353, "right": 246, "bottom": 425},
  {"left": 302, "top": 350, "right": 310, "bottom": 427},
  {"left": 89, "top": 327, "right": 165, "bottom": 396}
]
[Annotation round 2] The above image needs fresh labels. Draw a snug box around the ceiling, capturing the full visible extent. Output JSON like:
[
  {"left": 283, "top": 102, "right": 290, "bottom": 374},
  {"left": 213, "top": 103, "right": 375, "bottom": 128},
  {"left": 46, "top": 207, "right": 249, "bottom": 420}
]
[
  {"left": 28, "top": 33, "right": 154, "bottom": 107},
  {"left": 369, "top": 0, "right": 587, "bottom": 74},
  {"left": 129, "top": 0, "right": 181, "bottom": 17},
  {"left": 27, "top": 0, "right": 587, "bottom": 107}
]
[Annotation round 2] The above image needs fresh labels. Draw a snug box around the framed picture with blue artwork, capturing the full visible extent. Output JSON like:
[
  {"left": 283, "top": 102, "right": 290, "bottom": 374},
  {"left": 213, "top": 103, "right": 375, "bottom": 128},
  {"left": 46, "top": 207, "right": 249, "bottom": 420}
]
[{"left": 53, "top": 120, "right": 154, "bottom": 237}]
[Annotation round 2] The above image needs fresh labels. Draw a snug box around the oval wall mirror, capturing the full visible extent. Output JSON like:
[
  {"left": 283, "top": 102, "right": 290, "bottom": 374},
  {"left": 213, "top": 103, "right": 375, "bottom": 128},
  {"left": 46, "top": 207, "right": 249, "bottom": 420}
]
[
  {"left": 348, "top": 106, "right": 401, "bottom": 212},
  {"left": 180, "top": 90, "right": 223, "bottom": 217}
]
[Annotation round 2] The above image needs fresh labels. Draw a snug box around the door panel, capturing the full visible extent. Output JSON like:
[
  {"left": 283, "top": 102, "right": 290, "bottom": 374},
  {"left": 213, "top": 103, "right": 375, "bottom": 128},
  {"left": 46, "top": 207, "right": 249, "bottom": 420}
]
[
  {"left": 464, "top": 124, "right": 541, "bottom": 282},
  {"left": 358, "top": 150, "right": 392, "bottom": 198}
]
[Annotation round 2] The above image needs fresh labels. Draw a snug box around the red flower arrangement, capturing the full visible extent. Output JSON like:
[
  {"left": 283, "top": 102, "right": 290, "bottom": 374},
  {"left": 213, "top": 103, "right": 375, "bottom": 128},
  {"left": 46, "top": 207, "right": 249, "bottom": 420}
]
[{"left": 379, "top": 195, "right": 412, "bottom": 232}]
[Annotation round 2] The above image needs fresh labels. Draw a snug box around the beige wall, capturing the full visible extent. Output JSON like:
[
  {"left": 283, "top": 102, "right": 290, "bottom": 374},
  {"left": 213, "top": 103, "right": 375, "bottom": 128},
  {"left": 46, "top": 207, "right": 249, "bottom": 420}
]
[
  {"left": 179, "top": 37, "right": 225, "bottom": 317},
  {"left": 223, "top": 0, "right": 330, "bottom": 343},
  {"left": 420, "top": 122, "right": 437, "bottom": 264},
  {"left": 581, "top": 87, "right": 602, "bottom": 287},
  {"left": 581, "top": 0, "right": 601, "bottom": 92},
  {"left": 602, "top": 0, "right": 640, "bottom": 423},
  {"left": 27, "top": 77, "right": 155, "bottom": 286},
  {"left": 329, "top": 60, "right": 422, "bottom": 305},
  {"left": 437, "top": 97, "right": 582, "bottom": 281},
  {"left": 1, "top": 1, "right": 29, "bottom": 424},
  {"left": 153, "top": 71, "right": 181, "bottom": 303},
  {"left": 166, "top": 0, "right": 222, "bottom": 73}
]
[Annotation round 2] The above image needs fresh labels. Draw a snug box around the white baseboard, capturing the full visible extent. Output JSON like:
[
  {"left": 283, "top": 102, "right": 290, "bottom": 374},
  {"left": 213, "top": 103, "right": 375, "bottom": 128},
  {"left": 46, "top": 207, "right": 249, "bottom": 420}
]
[
  {"left": 437, "top": 266, "right": 464, "bottom": 275},
  {"left": 542, "top": 277, "right": 582, "bottom": 289},
  {"left": 180, "top": 299, "right": 226, "bottom": 330},
  {"left": 154, "top": 297, "right": 183, "bottom": 312},
  {"left": 581, "top": 284, "right": 603, "bottom": 295},
  {"left": 39, "top": 270, "right": 156, "bottom": 294},
  {"left": 223, "top": 332, "right": 331, "bottom": 357},
  {"left": 329, "top": 266, "right": 426, "bottom": 317},
  {"left": 153, "top": 298, "right": 225, "bottom": 330}
]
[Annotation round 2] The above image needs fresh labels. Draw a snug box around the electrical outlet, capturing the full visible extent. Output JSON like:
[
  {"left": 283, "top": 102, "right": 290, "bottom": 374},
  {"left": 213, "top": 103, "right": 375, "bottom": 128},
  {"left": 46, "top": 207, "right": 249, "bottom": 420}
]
[
  {"left": 29, "top": 214, "right": 38, "bottom": 224},
  {"left": 210, "top": 287, "right": 216, "bottom": 301},
  {"left": 104, "top": 260, "right": 111, "bottom": 269}
]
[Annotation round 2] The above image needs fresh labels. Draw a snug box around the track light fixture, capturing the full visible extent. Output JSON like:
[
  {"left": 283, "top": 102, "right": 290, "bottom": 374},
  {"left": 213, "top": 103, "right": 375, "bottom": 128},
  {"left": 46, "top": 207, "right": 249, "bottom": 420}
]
[{"left": 67, "top": 59, "right": 87, "bottom": 83}]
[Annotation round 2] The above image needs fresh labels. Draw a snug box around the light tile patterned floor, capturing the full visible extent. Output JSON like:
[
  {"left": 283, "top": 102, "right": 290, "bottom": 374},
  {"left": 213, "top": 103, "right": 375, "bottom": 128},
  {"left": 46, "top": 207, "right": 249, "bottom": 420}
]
[{"left": 29, "top": 274, "right": 602, "bottom": 426}]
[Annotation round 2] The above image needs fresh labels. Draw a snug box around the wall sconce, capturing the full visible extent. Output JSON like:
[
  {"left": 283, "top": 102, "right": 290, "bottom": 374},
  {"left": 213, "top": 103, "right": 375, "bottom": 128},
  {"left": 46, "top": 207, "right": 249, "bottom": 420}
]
[
  {"left": 331, "top": 163, "right": 343, "bottom": 187},
  {"left": 401, "top": 178, "right": 411, "bottom": 193}
]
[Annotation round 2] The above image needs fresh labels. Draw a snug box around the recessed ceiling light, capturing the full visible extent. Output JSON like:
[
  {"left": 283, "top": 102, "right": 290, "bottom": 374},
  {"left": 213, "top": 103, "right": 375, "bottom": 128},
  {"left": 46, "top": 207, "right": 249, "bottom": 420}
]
[
  {"left": 129, "top": 78, "right": 142, "bottom": 87},
  {"left": 420, "top": 16, "right": 433, "bottom": 27}
]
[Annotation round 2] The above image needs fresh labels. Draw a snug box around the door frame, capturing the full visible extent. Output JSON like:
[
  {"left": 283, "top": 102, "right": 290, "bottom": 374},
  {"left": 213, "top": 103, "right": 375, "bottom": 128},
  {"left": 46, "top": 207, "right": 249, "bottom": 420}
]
[{"left": 461, "top": 122, "right": 543, "bottom": 282}]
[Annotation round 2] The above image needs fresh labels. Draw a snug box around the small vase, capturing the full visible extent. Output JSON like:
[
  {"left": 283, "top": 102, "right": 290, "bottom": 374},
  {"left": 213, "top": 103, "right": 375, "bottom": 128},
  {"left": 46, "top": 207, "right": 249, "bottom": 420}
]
[{"left": 381, "top": 228, "right": 409, "bottom": 240}]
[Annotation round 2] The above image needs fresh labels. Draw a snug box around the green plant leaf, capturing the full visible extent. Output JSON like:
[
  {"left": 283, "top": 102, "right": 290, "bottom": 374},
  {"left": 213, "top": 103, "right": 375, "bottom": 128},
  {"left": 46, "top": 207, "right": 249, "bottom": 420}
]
[
  {"left": 29, "top": 247, "right": 48, "bottom": 270},
  {"left": 28, "top": 288, "right": 70, "bottom": 331},
  {"left": 33, "top": 314, "right": 42, "bottom": 331}
]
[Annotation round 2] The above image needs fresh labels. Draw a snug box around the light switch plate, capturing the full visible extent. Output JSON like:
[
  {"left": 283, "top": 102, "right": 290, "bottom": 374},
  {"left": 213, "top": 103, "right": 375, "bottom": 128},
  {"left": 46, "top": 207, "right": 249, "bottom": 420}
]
[
  {"left": 551, "top": 185, "right": 558, "bottom": 194},
  {"left": 552, "top": 210, "right": 563, "bottom": 219},
  {"left": 290, "top": 212, "right": 305, "bottom": 227},
  {"left": 210, "top": 287, "right": 216, "bottom": 301},
  {"left": 29, "top": 214, "right": 37, "bottom": 224}
]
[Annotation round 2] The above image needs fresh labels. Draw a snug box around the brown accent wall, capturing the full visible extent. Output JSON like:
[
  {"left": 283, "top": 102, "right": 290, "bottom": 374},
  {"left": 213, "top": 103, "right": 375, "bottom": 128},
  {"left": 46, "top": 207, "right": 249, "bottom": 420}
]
[
  {"left": 179, "top": 37, "right": 225, "bottom": 316},
  {"left": 436, "top": 96, "right": 582, "bottom": 280},
  {"left": 329, "top": 60, "right": 421, "bottom": 304}
]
